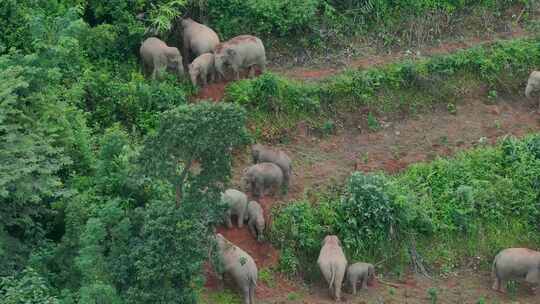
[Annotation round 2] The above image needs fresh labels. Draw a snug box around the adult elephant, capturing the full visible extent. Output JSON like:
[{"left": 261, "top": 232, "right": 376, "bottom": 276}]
[
  {"left": 214, "top": 234, "right": 258, "bottom": 304},
  {"left": 139, "top": 37, "right": 184, "bottom": 80},
  {"left": 179, "top": 18, "right": 220, "bottom": 69},
  {"left": 318, "top": 235, "right": 348, "bottom": 301},
  {"left": 525, "top": 71, "right": 540, "bottom": 113},
  {"left": 213, "top": 35, "right": 266, "bottom": 81}
]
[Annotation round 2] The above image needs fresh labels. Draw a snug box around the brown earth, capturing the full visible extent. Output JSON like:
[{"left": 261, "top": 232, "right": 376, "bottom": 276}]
[{"left": 200, "top": 24, "right": 540, "bottom": 303}]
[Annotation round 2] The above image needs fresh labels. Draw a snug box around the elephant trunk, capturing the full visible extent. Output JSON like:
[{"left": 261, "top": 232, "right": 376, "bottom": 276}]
[{"left": 190, "top": 73, "right": 197, "bottom": 86}]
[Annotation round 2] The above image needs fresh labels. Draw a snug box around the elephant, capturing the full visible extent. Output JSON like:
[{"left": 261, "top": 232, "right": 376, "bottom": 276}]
[
  {"left": 139, "top": 37, "right": 183, "bottom": 80},
  {"left": 213, "top": 35, "right": 266, "bottom": 81},
  {"left": 221, "top": 189, "right": 249, "bottom": 228},
  {"left": 241, "top": 163, "right": 283, "bottom": 198},
  {"left": 251, "top": 144, "right": 292, "bottom": 191},
  {"left": 179, "top": 18, "right": 220, "bottom": 69},
  {"left": 492, "top": 247, "right": 540, "bottom": 293},
  {"left": 525, "top": 71, "right": 540, "bottom": 113},
  {"left": 214, "top": 233, "right": 258, "bottom": 304},
  {"left": 318, "top": 235, "right": 348, "bottom": 301},
  {"left": 189, "top": 53, "right": 215, "bottom": 87},
  {"left": 347, "top": 262, "right": 375, "bottom": 295},
  {"left": 247, "top": 201, "right": 265, "bottom": 242}
]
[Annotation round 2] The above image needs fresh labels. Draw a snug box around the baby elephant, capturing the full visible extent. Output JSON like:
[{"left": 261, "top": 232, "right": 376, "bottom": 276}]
[
  {"left": 189, "top": 53, "right": 215, "bottom": 87},
  {"left": 241, "top": 163, "right": 283, "bottom": 198},
  {"left": 525, "top": 71, "right": 540, "bottom": 113},
  {"left": 214, "top": 234, "right": 258, "bottom": 304},
  {"left": 139, "top": 37, "right": 183, "bottom": 80},
  {"left": 347, "top": 262, "right": 375, "bottom": 295},
  {"left": 221, "top": 189, "right": 248, "bottom": 228},
  {"left": 251, "top": 144, "right": 292, "bottom": 192},
  {"left": 492, "top": 247, "right": 540, "bottom": 293},
  {"left": 318, "top": 235, "right": 348, "bottom": 301},
  {"left": 247, "top": 201, "right": 265, "bottom": 242}
]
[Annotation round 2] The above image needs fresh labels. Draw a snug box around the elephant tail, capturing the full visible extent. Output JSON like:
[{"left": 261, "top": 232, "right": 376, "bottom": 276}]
[
  {"left": 492, "top": 258, "right": 498, "bottom": 279},
  {"left": 328, "top": 263, "right": 336, "bottom": 290},
  {"left": 250, "top": 272, "right": 257, "bottom": 288}
]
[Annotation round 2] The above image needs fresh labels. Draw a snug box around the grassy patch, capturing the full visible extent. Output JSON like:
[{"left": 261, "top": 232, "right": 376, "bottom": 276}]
[{"left": 201, "top": 289, "right": 242, "bottom": 304}]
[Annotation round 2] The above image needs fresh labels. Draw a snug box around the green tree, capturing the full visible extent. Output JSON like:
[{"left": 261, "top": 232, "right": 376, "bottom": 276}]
[{"left": 141, "top": 101, "right": 250, "bottom": 206}]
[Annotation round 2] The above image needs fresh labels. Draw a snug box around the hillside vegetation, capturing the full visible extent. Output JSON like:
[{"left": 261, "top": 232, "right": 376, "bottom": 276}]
[{"left": 1, "top": 0, "right": 539, "bottom": 303}]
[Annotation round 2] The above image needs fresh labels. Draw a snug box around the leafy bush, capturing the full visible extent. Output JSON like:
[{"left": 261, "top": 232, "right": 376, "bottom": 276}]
[
  {"left": 205, "top": 0, "right": 327, "bottom": 39},
  {"left": 0, "top": 268, "right": 60, "bottom": 304},
  {"left": 225, "top": 73, "right": 320, "bottom": 114},
  {"left": 270, "top": 201, "right": 326, "bottom": 277},
  {"left": 336, "top": 173, "right": 398, "bottom": 254},
  {"left": 83, "top": 69, "right": 191, "bottom": 133}
]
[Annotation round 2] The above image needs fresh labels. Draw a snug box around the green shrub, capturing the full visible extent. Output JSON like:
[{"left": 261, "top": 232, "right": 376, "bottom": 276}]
[
  {"left": 205, "top": 0, "right": 327, "bottom": 39},
  {"left": 225, "top": 73, "right": 320, "bottom": 114},
  {"left": 270, "top": 201, "right": 326, "bottom": 277},
  {"left": 83, "top": 69, "right": 190, "bottom": 133},
  {"left": 337, "top": 173, "right": 397, "bottom": 253}
]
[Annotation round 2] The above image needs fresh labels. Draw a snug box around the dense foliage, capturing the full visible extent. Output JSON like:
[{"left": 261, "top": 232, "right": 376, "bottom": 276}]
[
  {"left": 0, "top": 2, "right": 251, "bottom": 302},
  {"left": 271, "top": 135, "right": 540, "bottom": 279}
]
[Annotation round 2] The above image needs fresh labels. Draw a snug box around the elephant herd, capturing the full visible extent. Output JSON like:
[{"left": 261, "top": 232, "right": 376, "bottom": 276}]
[
  {"left": 139, "top": 17, "right": 266, "bottom": 87},
  {"left": 212, "top": 141, "right": 540, "bottom": 304},
  {"left": 138, "top": 18, "right": 540, "bottom": 301},
  {"left": 213, "top": 144, "right": 291, "bottom": 304}
]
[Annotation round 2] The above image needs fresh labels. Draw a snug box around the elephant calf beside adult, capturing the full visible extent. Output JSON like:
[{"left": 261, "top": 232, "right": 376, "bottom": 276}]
[
  {"left": 140, "top": 37, "right": 184, "bottom": 80},
  {"left": 189, "top": 53, "right": 216, "bottom": 87},
  {"left": 214, "top": 35, "right": 266, "bottom": 81},
  {"left": 179, "top": 17, "right": 220, "bottom": 69}
]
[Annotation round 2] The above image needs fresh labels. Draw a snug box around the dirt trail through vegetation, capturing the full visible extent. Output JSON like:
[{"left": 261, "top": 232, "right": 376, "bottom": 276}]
[{"left": 195, "top": 27, "right": 526, "bottom": 102}]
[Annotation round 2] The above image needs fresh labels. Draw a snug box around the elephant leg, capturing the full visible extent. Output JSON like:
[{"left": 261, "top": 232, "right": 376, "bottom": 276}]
[
  {"left": 237, "top": 211, "right": 244, "bottom": 228},
  {"left": 249, "top": 284, "right": 255, "bottom": 304},
  {"left": 233, "top": 68, "right": 240, "bottom": 81},
  {"left": 334, "top": 268, "right": 345, "bottom": 301},
  {"left": 537, "top": 98, "right": 540, "bottom": 114},
  {"left": 225, "top": 213, "right": 233, "bottom": 229},
  {"left": 248, "top": 66, "right": 255, "bottom": 78},
  {"left": 492, "top": 277, "right": 500, "bottom": 291},
  {"left": 257, "top": 183, "right": 265, "bottom": 198},
  {"left": 351, "top": 278, "right": 357, "bottom": 295},
  {"left": 201, "top": 73, "right": 207, "bottom": 87},
  {"left": 241, "top": 284, "right": 250, "bottom": 304},
  {"left": 248, "top": 220, "right": 256, "bottom": 238},
  {"left": 210, "top": 71, "right": 216, "bottom": 83},
  {"left": 499, "top": 279, "right": 507, "bottom": 293},
  {"left": 361, "top": 275, "right": 368, "bottom": 289}
]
